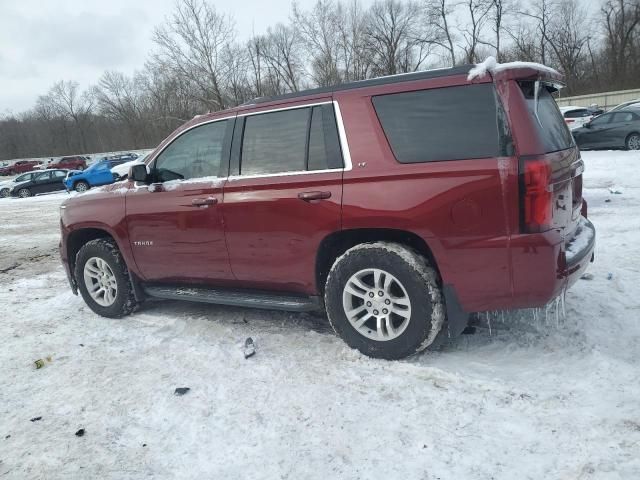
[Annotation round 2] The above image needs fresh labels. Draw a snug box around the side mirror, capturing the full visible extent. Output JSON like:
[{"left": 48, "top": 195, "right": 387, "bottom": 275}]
[{"left": 129, "top": 164, "right": 148, "bottom": 183}]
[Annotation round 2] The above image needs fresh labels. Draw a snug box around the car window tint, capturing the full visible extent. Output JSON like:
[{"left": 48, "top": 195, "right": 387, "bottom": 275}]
[
  {"left": 612, "top": 112, "right": 634, "bottom": 123},
  {"left": 565, "top": 109, "right": 589, "bottom": 118},
  {"left": 241, "top": 108, "right": 309, "bottom": 175},
  {"left": 53, "top": 171, "right": 66, "bottom": 178},
  {"left": 35, "top": 172, "right": 51, "bottom": 181},
  {"left": 16, "top": 174, "right": 30, "bottom": 182},
  {"left": 372, "top": 83, "right": 509, "bottom": 163},
  {"left": 154, "top": 120, "right": 229, "bottom": 182},
  {"left": 590, "top": 114, "right": 611, "bottom": 126},
  {"left": 307, "top": 105, "right": 344, "bottom": 170}
]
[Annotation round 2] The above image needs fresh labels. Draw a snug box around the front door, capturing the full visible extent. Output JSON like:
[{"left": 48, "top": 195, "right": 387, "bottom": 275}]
[
  {"left": 126, "top": 118, "right": 235, "bottom": 283},
  {"left": 222, "top": 102, "right": 344, "bottom": 295}
]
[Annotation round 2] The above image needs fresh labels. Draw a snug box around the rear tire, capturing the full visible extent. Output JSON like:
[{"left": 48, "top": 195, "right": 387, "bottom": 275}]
[
  {"left": 324, "top": 242, "right": 444, "bottom": 360},
  {"left": 0, "top": 188, "right": 9, "bottom": 198},
  {"left": 17, "top": 188, "right": 31, "bottom": 198},
  {"left": 75, "top": 181, "right": 89, "bottom": 193},
  {"left": 75, "top": 238, "right": 137, "bottom": 318},
  {"left": 625, "top": 133, "right": 640, "bottom": 150}
]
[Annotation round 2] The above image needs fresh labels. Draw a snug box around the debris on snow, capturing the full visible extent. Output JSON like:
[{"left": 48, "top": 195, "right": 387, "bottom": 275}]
[
  {"left": 244, "top": 337, "right": 256, "bottom": 359},
  {"left": 30, "top": 416, "right": 42, "bottom": 422},
  {"left": 609, "top": 186, "right": 624, "bottom": 194},
  {"left": 34, "top": 359, "right": 44, "bottom": 369},
  {"left": 467, "top": 56, "right": 561, "bottom": 81},
  {"left": 75, "top": 428, "right": 85, "bottom": 437},
  {"left": 174, "top": 387, "right": 190, "bottom": 396},
  {"left": 607, "top": 273, "right": 614, "bottom": 280},
  {"left": 581, "top": 273, "right": 594, "bottom": 281}
]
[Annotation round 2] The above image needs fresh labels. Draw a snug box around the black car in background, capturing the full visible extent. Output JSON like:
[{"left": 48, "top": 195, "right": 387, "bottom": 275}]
[
  {"left": 9, "top": 169, "right": 69, "bottom": 198},
  {"left": 572, "top": 110, "right": 640, "bottom": 150}
]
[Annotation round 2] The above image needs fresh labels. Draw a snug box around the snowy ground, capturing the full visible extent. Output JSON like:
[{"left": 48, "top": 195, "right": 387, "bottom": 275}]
[{"left": 1, "top": 151, "right": 639, "bottom": 479}]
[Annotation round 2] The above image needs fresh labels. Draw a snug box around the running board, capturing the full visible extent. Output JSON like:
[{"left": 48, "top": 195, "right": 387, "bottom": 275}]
[{"left": 142, "top": 284, "right": 322, "bottom": 312}]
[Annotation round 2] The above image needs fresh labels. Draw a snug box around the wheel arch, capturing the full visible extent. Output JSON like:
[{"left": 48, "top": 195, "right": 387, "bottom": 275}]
[
  {"left": 625, "top": 131, "right": 640, "bottom": 149},
  {"left": 315, "top": 228, "right": 442, "bottom": 295}
]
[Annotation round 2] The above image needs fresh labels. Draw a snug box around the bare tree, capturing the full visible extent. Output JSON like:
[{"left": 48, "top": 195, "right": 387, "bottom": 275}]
[
  {"left": 424, "top": 0, "right": 457, "bottom": 65},
  {"left": 459, "top": 0, "right": 493, "bottom": 63},
  {"left": 293, "top": 0, "right": 343, "bottom": 86},
  {"left": 602, "top": 0, "right": 640, "bottom": 88},
  {"left": 365, "top": 0, "right": 435, "bottom": 76},
  {"left": 258, "top": 24, "right": 305, "bottom": 92},
  {"left": 152, "top": 0, "right": 235, "bottom": 111}
]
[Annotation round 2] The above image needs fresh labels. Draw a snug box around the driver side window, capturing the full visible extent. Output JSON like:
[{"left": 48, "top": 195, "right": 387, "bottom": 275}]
[{"left": 154, "top": 120, "right": 229, "bottom": 182}]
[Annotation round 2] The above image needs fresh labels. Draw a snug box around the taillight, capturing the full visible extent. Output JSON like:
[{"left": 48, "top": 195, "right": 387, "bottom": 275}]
[
  {"left": 565, "top": 119, "right": 574, "bottom": 124},
  {"left": 521, "top": 159, "right": 552, "bottom": 233}
]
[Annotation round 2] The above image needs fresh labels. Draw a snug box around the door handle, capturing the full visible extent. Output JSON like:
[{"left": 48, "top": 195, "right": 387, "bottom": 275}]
[
  {"left": 298, "top": 191, "right": 332, "bottom": 201},
  {"left": 191, "top": 197, "right": 218, "bottom": 206}
]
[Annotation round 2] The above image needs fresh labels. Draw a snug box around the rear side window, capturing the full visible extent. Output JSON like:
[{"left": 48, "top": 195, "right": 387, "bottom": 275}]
[
  {"left": 240, "top": 104, "right": 343, "bottom": 175},
  {"left": 372, "top": 84, "right": 511, "bottom": 163},
  {"left": 611, "top": 112, "right": 634, "bottom": 122},
  {"left": 519, "top": 82, "right": 574, "bottom": 152},
  {"left": 564, "top": 109, "right": 590, "bottom": 118}
]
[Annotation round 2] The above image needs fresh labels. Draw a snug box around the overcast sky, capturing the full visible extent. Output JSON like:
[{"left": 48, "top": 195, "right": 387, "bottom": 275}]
[
  {"left": 1, "top": 0, "right": 600, "bottom": 115},
  {"left": 0, "top": 0, "right": 347, "bottom": 114}
]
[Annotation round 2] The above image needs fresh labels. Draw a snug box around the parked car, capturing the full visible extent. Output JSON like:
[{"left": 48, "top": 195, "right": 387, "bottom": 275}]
[
  {"left": 10, "top": 169, "right": 69, "bottom": 198},
  {"left": 64, "top": 158, "right": 128, "bottom": 192},
  {"left": 59, "top": 63, "right": 595, "bottom": 360},
  {"left": 101, "top": 153, "right": 139, "bottom": 163},
  {"left": 110, "top": 159, "right": 145, "bottom": 181},
  {"left": 0, "top": 160, "right": 41, "bottom": 176},
  {"left": 48, "top": 156, "right": 87, "bottom": 171},
  {"left": 608, "top": 99, "right": 640, "bottom": 112},
  {"left": 0, "top": 171, "right": 42, "bottom": 197},
  {"left": 572, "top": 110, "right": 640, "bottom": 150},
  {"left": 559, "top": 106, "right": 594, "bottom": 130}
]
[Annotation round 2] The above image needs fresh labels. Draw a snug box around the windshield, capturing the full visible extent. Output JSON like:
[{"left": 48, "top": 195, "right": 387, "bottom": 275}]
[{"left": 519, "top": 81, "right": 574, "bottom": 153}]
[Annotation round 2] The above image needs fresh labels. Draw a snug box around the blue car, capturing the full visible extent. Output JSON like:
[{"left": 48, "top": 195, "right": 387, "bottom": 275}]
[{"left": 64, "top": 159, "right": 125, "bottom": 192}]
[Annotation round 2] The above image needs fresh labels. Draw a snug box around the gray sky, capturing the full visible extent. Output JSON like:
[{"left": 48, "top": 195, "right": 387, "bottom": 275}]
[
  {"left": 0, "top": 0, "right": 312, "bottom": 114},
  {"left": 0, "top": 0, "right": 599, "bottom": 115}
]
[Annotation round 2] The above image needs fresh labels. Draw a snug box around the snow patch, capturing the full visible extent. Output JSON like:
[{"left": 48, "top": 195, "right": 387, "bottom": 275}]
[
  {"left": 467, "top": 56, "right": 561, "bottom": 81},
  {"left": 566, "top": 217, "right": 595, "bottom": 263}
]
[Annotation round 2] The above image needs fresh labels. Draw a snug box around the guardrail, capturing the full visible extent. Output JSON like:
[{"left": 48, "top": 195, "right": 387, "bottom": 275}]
[{"left": 556, "top": 88, "right": 640, "bottom": 110}]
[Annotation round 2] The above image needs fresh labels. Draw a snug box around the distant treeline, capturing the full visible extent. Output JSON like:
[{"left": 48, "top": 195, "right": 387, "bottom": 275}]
[{"left": 1, "top": 0, "right": 639, "bottom": 161}]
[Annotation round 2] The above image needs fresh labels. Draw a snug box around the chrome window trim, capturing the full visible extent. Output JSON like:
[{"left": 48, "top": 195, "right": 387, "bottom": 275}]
[
  {"left": 228, "top": 99, "right": 352, "bottom": 180},
  {"left": 145, "top": 99, "right": 353, "bottom": 182}
]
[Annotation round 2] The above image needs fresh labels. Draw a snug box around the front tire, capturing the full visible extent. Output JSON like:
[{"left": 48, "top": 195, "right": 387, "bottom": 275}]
[
  {"left": 74, "top": 181, "right": 89, "bottom": 193},
  {"left": 325, "top": 242, "right": 444, "bottom": 360},
  {"left": 626, "top": 133, "right": 640, "bottom": 150},
  {"left": 75, "top": 238, "right": 137, "bottom": 318},
  {"left": 0, "top": 188, "right": 9, "bottom": 198}
]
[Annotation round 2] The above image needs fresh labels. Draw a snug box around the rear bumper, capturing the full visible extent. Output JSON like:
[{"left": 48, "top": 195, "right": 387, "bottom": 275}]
[
  {"left": 562, "top": 216, "right": 596, "bottom": 287},
  {"left": 508, "top": 216, "right": 595, "bottom": 309}
]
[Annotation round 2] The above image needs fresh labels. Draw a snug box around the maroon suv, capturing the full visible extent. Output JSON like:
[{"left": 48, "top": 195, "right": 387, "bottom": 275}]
[
  {"left": 59, "top": 63, "right": 595, "bottom": 359},
  {"left": 51, "top": 156, "right": 87, "bottom": 170}
]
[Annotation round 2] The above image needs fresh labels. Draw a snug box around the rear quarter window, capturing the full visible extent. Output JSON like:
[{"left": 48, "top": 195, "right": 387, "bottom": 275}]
[
  {"left": 372, "top": 83, "right": 512, "bottom": 163},
  {"left": 519, "top": 82, "right": 574, "bottom": 153}
]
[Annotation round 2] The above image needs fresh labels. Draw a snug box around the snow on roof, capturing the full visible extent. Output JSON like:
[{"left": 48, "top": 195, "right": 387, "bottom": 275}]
[{"left": 467, "top": 56, "right": 561, "bottom": 81}]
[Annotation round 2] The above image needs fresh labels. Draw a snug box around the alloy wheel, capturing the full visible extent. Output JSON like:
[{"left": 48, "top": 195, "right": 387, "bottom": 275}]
[
  {"left": 342, "top": 268, "right": 412, "bottom": 341},
  {"left": 628, "top": 134, "right": 640, "bottom": 150},
  {"left": 83, "top": 257, "right": 118, "bottom": 307}
]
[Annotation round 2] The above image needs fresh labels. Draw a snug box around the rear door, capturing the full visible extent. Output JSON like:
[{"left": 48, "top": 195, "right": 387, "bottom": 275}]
[
  {"left": 608, "top": 112, "right": 636, "bottom": 147},
  {"left": 222, "top": 101, "right": 344, "bottom": 294},
  {"left": 581, "top": 113, "right": 613, "bottom": 148},
  {"left": 30, "top": 171, "right": 53, "bottom": 194},
  {"left": 126, "top": 118, "right": 235, "bottom": 283}
]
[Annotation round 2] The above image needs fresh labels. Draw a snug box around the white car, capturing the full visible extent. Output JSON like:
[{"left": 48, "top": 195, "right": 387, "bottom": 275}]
[
  {"left": 559, "top": 106, "right": 595, "bottom": 130},
  {"left": 110, "top": 158, "right": 145, "bottom": 180}
]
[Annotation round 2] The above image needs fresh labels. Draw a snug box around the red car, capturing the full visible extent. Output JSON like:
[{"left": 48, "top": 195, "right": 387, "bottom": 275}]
[
  {"left": 50, "top": 156, "right": 87, "bottom": 170},
  {"left": 0, "top": 160, "right": 41, "bottom": 176},
  {"left": 60, "top": 63, "right": 595, "bottom": 359}
]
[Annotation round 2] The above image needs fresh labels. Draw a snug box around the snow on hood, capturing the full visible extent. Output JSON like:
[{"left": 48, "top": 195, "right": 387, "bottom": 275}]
[{"left": 467, "top": 56, "right": 561, "bottom": 81}]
